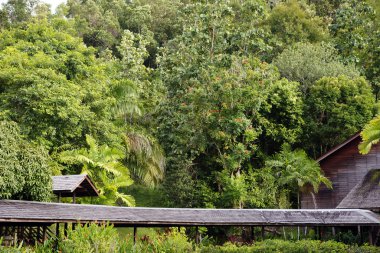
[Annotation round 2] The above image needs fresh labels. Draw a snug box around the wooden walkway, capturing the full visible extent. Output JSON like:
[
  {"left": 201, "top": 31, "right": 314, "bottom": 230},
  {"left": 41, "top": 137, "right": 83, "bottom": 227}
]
[
  {"left": 0, "top": 200, "right": 379, "bottom": 227},
  {"left": 0, "top": 200, "right": 379, "bottom": 245}
]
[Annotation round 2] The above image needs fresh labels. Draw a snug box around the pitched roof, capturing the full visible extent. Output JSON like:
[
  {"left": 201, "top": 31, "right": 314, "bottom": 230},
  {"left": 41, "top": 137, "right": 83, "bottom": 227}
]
[
  {"left": 337, "top": 169, "right": 380, "bottom": 209},
  {"left": 52, "top": 174, "right": 99, "bottom": 197},
  {"left": 317, "top": 132, "right": 361, "bottom": 162},
  {"left": 0, "top": 200, "right": 379, "bottom": 226}
]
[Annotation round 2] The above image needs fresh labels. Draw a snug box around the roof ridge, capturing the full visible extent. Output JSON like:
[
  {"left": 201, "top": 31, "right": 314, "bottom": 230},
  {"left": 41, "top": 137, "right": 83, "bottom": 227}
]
[{"left": 317, "top": 132, "right": 361, "bottom": 162}]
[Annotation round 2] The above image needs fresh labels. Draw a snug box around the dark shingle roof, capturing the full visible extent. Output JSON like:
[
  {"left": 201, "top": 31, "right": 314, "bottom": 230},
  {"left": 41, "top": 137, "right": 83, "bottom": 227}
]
[
  {"left": 337, "top": 169, "right": 380, "bottom": 209},
  {"left": 52, "top": 174, "right": 99, "bottom": 197},
  {"left": 0, "top": 200, "right": 379, "bottom": 226}
]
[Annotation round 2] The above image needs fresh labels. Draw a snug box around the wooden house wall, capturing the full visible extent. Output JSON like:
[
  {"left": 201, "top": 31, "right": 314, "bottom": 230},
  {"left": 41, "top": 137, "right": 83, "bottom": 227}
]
[{"left": 301, "top": 137, "right": 380, "bottom": 209}]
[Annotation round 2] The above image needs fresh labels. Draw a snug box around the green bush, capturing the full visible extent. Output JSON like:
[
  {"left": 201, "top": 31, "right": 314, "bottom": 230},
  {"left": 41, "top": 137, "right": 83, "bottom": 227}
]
[
  {"left": 200, "top": 239, "right": 379, "bottom": 253},
  {"left": 130, "top": 228, "right": 195, "bottom": 253},
  {"left": 3, "top": 228, "right": 379, "bottom": 253},
  {"left": 60, "top": 225, "right": 193, "bottom": 253},
  {"left": 59, "top": 223, "right": 128, "bottom": 253}
]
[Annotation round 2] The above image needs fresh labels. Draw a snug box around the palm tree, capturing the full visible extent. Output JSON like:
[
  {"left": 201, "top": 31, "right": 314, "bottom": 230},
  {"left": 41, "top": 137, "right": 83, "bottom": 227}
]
[
  {"left": 111, "top": 79, "right": 165, "bottom": 187},
  {"left": 59, "top": 135, "right": 135, "bottom": 206},
  {"left": 266, "top": 144, "right": 332, "bottom": 209},
  {"left": 124, "top": 131, "right": 165, "bottom": 187}
]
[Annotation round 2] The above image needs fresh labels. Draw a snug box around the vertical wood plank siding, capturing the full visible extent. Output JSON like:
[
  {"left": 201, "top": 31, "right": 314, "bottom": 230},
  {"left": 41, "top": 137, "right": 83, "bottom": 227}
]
[{"left": 301, "top": 136, "right": 380, "bottom": 209}]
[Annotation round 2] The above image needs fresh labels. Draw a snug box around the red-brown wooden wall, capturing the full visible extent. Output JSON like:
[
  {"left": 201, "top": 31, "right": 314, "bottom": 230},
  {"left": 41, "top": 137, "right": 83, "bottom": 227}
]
[{"left": 301, "top": 135, "right": 380, "bottom": 209}]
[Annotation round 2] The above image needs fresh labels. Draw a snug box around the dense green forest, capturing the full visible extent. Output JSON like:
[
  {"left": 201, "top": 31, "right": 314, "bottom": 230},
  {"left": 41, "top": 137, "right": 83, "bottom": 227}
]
[{"left": 0, "top": 0, "right": 379, "bottom": 211}]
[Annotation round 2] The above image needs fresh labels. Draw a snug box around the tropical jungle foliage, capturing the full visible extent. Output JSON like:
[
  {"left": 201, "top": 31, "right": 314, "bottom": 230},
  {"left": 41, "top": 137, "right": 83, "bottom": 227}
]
[{"left": 0, "top": 0, "right": 379, "bottom": 249}]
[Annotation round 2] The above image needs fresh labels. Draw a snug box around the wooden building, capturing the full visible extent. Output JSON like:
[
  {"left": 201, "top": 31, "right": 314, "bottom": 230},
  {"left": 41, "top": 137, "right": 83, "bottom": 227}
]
[
  {"left": 301, "top": 132, "right": 380, "bottom": 211},
  {"left": 52, "top": 174, "right": 99, "bottom": 203},
  {"left": 337, "top": 169, "right": 380, "bottom": 212}
]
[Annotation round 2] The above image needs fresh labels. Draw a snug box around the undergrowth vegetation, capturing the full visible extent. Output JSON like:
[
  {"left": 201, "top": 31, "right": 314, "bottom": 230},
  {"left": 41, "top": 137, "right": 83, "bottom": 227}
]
[{"left": 0, "top": 224, "right": 378, "bottom": 253}]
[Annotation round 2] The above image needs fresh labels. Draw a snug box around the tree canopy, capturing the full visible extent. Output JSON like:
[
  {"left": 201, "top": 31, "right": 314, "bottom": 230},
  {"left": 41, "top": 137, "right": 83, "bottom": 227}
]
[
  {"left": 0, "top": 121, "right": 51, "bottom": 201},
  {"left": 0, "top": 0, "right": 378, "bottom": 214}
]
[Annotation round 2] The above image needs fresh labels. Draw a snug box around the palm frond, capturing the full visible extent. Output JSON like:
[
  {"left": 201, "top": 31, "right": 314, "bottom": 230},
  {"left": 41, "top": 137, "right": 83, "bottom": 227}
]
[
  {"left": 115, "top": 192, "right": 136, "bottom": 207},
  {"left": 359, "top": 115, "right": 380, "bottom": 154},
  {"left": 124, "top": 132, "right": 165, "bottom": 187}
]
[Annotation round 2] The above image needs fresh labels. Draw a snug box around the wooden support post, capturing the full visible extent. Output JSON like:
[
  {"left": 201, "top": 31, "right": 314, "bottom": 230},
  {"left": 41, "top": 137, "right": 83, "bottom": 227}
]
[
  {"left": 72, "top": 223, "right": 76, "bottom": 231},
  {"left": 297, "top": 226, "right": 300, "bottom": 240},
  {"left": 64, "top": 223, "right": 68, "bottom": 237},
  {"left": 37, "top": 226, "right": 41, "bottom": 243},
  {"left": 332, "top": 227, "right": 336, "bottom": 237},
  {"left": 316, "top": 227, "right": 320, "bottom": 240},
  {"left": 261, "top": 226, "right": 265, "bottom": 240},
  {"left": 133, "top": 226, "right": 137, "bottom": 245},
  {"left": 358, "top": 225, "right": 363, "bottom": 244},
  {"left": 55, "top": 223, "right": 60, "bottom": 239},
  {"left": 43, "top": 226, "right": 47, "bottom": 242},
  {"left": 28, "top": 226, "right": 33, "bottom": 244},
  {"left": 20, "top": 226, "right": 25, "bottom": 242},
  {"left": 72, "top": 192, "right": 76, "bottom": 204},
  {"left": 57, "top": 193, "right": 61, "bottom": 203},
  {"left": 195, "top": 226, "right": 200, "bottom": 244},
  {"left": 178, "top": 226, "right": 180, "bottom": 232},
  {"left": 369, "top": 226, "right": 374, "bottom": 245},
  {"left": 251, "top": 226, "right": 255, "bottom": 242},
  {"left": 11, "top": 226, "right": 15, "bottom": 246}
]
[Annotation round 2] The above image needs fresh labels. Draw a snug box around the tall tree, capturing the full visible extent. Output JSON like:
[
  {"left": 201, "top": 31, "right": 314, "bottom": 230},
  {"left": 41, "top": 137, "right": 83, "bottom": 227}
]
[
  {"left": 273, "top": 42, "right": 359, "bottom": 92},
  {"left": 330, "top": 0, "right": 380, "bottom": 97},
  {"left": 0, "top": 20, "right": 116, "bottom": 149},
  {"left": 113, "top": 29, "right": 166, "bottom": 187},
  {"left": 304, "top": 76, "right": 375, "bottom": 158},
  {"left": 0, "top": 121, "right": 51, "bottom": 201},
  {"left": 0, "top": 0, "right": 38, "bottom": 27},
  {"left": 158, "top": 56, "right": 304, "bottom": 208},
  {"left": 265, "top": 0, "right": 328, "bottom": 58}
]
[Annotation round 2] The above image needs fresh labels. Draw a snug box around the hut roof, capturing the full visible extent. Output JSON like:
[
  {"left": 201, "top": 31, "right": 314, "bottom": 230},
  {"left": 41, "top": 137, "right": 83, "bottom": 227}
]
[
  {"left": 317, "top": 132, "right": 360, "bottom": 162},
  {"left": 0, "top": 200, "right": 379, "bottom": 227},
  {"left": 337, "top": 169, "right": 380, "bottom": 209},
  {"left": 52, "top": 174, "right": 99, "bottom": 197}
]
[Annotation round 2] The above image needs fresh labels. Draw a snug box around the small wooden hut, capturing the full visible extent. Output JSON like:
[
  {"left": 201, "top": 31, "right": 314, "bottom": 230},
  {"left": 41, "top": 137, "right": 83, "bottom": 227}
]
[{"left": 52, "top": 174, "right": 99, "bottom": 203}]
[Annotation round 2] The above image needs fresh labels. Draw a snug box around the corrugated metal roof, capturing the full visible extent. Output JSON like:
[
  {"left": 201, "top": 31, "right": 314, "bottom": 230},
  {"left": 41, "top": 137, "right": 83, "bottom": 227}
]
[
  {"left": 0, "top": 200, "right": 379, "bottom": 226},
  {"left": 337, "top": 169, "right": 380, "bottom": 209},
  {"left": 52, "top": 174, "right": 99, "bottom": 197}
]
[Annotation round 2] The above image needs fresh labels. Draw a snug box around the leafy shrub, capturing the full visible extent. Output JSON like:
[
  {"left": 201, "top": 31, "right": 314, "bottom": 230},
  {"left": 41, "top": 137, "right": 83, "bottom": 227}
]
[
  {"left": 334, "top": 230, "right": 361, "bottom": 245},
  {"left": 130, "top": 228, "right": 194, "bottom": 253},
  {"left": 59, "top": 223, "right": 127, "bottom": 253},
  {"left": 4, "top": 229, "right": 379, "bottom": 253},
  {"left": 199, "top": 239, "right": 379, "bottom": 253},
  {"left": 59, "top": 225, "right": 193, "bottom": 253}
]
